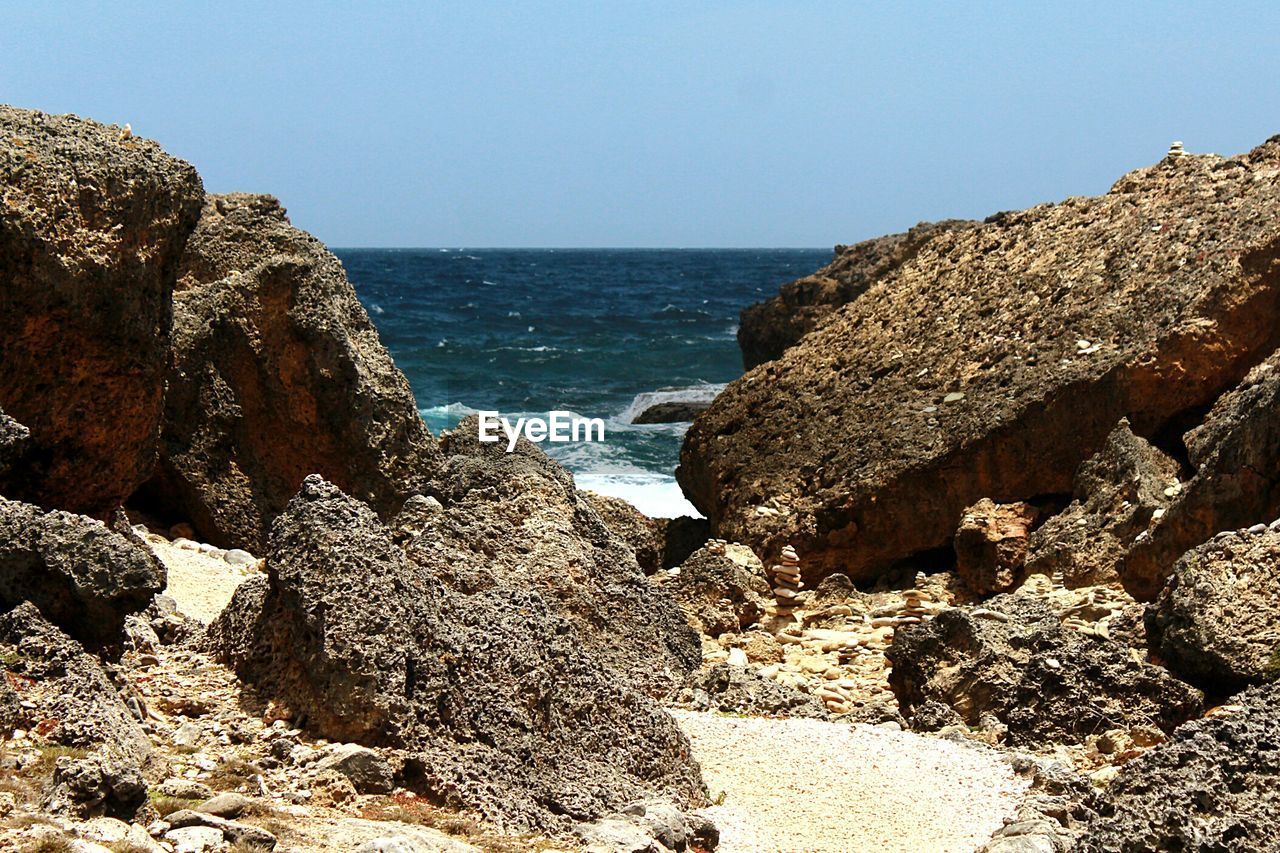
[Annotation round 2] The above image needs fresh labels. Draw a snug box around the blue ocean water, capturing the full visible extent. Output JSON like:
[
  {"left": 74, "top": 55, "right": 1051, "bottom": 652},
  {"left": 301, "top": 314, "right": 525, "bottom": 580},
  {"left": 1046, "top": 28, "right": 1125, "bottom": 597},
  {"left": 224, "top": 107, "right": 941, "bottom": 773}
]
[{"left": 337, "top": 248, "right": 829, "bottom": 516}]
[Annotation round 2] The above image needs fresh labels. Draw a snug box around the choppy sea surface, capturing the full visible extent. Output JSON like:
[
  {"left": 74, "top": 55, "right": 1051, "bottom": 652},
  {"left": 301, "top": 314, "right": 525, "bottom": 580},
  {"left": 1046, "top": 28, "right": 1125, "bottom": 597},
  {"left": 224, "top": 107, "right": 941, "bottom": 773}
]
[{"left": 338, "top": 248, "right": 829, "bottom": 516}]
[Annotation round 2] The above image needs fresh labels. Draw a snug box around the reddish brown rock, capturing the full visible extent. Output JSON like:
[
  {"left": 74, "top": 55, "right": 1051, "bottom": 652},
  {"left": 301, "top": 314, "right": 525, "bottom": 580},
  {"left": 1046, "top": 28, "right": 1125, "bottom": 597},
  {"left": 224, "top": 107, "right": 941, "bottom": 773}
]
[
  {"left": 0, "top": 107, "right": 204, "bottom": 515},
  {"left": 680, "top": 139, "right": 1280, "bottom": 584},
  {"left": 136, "top": 194, "right": 441, "bottom": 551},
  {"left": 737, "top": 220, "right": 973, "bottom": 368},
  {"left": 954, "top": 499, "right": 1040, "bottom": 594}
]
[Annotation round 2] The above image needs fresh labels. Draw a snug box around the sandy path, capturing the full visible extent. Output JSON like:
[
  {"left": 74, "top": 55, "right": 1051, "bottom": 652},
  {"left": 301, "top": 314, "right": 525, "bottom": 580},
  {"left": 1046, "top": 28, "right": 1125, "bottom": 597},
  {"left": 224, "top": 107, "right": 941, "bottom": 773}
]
[
  {"left": 148, "top": 537, "right": 259, "bottom": 623},
  {"left": 671, "top": 710, "right": 1026, "bottom": 853}
]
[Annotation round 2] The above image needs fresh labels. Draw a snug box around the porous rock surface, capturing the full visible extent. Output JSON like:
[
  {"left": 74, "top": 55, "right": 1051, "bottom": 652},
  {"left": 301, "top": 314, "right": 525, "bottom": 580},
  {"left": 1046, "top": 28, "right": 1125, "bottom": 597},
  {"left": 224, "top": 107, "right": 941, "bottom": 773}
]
[
  {"left": 887, "top": 596, "right": 1203, "bottom": 747},
  {"left": 656, "top": 542, "right": 771, "bottom": 637},
  {"left": 1083, "top": 682, "right": 1280, "bottom": 853},
  {"left": 0, "top": 405, "right": 29, "bottom": 477},
  {"left": 581, "top": 489, "right": 663, "bottom": 574},
  {"left": 1025, "top": 419, "right": 1180, "bottom": 589},
  {"left": 0, "top": 496, "right": 165, "bottom": 643},
  {"left": 1148, "top": 523, "right": 1280, "bottom": 690},
  {"left": 954, "top": 498, "right": 1040, "bottom": 594},
  {"left": 737, "top": 220, "right": 973, "bottom": 368},
  {"left": 141, "top": 193, "right": 440, "bottom": 552},
  {"left": 0, "top": 106, "right": 204, "bottom": 515},
  {"left": 681, "top": 141, "right": 1280, "bottom": 582},
  {"left": 1124, "top": 349, "right": 1280, "bottom": 599},
  {"left": 412, "top": 420, "right": 701, "bottom": 694},
  {"left": 207, "top": 475, "right": 705, "bottom": 832}
]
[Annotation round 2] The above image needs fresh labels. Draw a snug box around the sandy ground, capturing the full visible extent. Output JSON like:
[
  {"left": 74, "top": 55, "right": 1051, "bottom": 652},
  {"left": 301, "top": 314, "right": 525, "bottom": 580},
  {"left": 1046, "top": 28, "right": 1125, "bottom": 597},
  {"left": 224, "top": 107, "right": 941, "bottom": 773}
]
[
  {"left": 149, "top": 537, "right": 258, "bottom": 623},
  {"left": 671, "top": 709, "right": 1028, "bottom": 853}
]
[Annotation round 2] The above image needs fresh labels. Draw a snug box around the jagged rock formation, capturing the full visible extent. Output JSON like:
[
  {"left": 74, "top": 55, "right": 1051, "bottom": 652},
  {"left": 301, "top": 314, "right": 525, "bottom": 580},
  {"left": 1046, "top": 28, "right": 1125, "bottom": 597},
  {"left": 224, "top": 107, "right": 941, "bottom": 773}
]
[
  {"left": 737, "top": 220, "right": 973, "bottom": 368},
  {"left": 1025, "top": 420, "right": 1180, "bottom": 589},
  {"left": 582, "top": 490, "right": 663, "bottom": 574},
  {"left": 0, "top": 496, "right": 165, "bottom": 644},
  {"left": 1083, "top": 682, "right": 1280, "bottom": 852},
  {"left": 1148, "top": 523, "right": 1280, "bottom": 690},
  {"left": 0, "top": 106, "right": 204, "bottom": 516},
  {"left": 887, "top": 597, "right": 1203, "bottom": 747},
  {"left": 954, "top": 499, "right": 1041, "bottom": 594},
  {"left": 208, "top": 475, "right": 705, "bottom": 832},
  {"left": 138, "top": 193, "right": 440, "bottom": 552},
  {"left": 0, "top": 405, "right": 29, "bottom": 477},
  {"left": 415, "top": 421, "right": 701, "bottom": 694},
  {"left": 657, "top": 542, "right": 772, "bottom": 637},
  {"left": 1124, "top": 350, "right": 1280, "bottom": 599},
  {"left": 681, "top": 140, "right": 1280, "bottom": 583}
]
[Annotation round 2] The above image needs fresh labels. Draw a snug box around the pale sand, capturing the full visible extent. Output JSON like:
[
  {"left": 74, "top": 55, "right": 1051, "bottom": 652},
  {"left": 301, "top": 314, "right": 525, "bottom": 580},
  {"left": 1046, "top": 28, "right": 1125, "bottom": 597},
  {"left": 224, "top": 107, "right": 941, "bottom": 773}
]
[
  {"left": 671, "top": 709, "right": 1028, "bottom": 853},
  {"left": 149, "top": 537, "right": 258, "bottom": 623}
]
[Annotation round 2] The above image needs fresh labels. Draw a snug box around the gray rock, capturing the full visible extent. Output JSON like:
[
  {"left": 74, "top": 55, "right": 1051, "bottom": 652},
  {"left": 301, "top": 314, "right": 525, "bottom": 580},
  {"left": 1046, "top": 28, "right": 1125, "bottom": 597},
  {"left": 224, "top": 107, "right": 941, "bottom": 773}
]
[
  {"left": 139, "top": 193, "right": 441, "bottom": 552},
  {"left": 0, "top": 497, "right": 166, "bottom": 644},
  {"left": 0, "top": 602, "right": 150, "bottom": 764},
  {"left": 0, "top": 107, "right": 204, "bottom": 516},
  {"left": 888, "top": 598, "right": 1203, "bottom": 747},
  {"left": 47, "top": 754, "right": 147, "bottom": 819},
  {"left": 195, "top": 792, "right": 249, "bottom": 818},
  {"left": 165, "top": 826, "right": 226, "bottom": 853},
  {"left": 677, "top": 663, "right": 828, "bottom": 719},
  {"left": 171, "top": 721, "right": 201, "bottom": 749},
  {"left": 165, "top": 810, "right": 275, "bottom": 848},
  {"left": 312, "top": 743, "right": 393, "bottom": 794},
  {"left": 1083, "top": 682, "right": 1280, "bottom": 852},
  {"left": 632, "top": 400, "right": 712, "bottom": 424},
  {"left": 224, "top": 549, "right": 255, "bottom": 566},
  {"left": 156, "top": 779, "right": 213, "bottom": 800},
  {"left": 1148, "top": 525, "right": 1280, "bottom": 690},
  {"left": 206, "top": 475, "right": 705, "bottom": 833}
]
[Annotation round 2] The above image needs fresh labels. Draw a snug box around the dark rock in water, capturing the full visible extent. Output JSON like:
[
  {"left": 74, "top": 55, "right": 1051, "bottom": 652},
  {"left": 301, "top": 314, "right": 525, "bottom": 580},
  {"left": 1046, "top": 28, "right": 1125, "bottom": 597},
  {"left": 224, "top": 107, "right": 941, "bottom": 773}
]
[
  {"left": 656, "top": 515, "right": 711, "bottom": 570},
  {"left": 206, "top": 475, "right": 705, "bottom": 832},
  {"left": 1082, "top": 682, "right": 1280, "bottom": 853},
  {"left": 0, "top": 497, "right": 165, "bottom": 644},
  {"left": 677, "top": 663, "right": 828, "bottom": 718},
  {"left": 1148, "top": 524, "right": 1280, "bottom": 691},
  {"left": 633, "top": 400, "right": 713, "bottom": 424},
  {"left": 1026, "top": 420, "right": 1179, "bottom": 589},
  {"left": 954, "top": 498, "right": 1040, "bottom": 594},
  {"left": 0, "top": 602, "right": 150, "bottom": 765},
  {"left": 141, "top": 193, "right": 440, "bottom": 552},
  {"left": 680, "top": 141, "right": 1280, "bottom": 584},
  {"left": 887, "top": 597, "right": 1203, "bottom": 747},
  {"left": 1125, "top": 351, "right": 1280, "bottom": 600},
  {"left": 738, "top": 220, "right": 974, "bottom": 369},
  {"left": 0, "top": 106, "right": 204, "bottom": 516},
  {"left": 417, "top": 419, "right": 701, "bottom": 695},
  {"left": 0, "top": 405, "right": 29, "bottom": 477},
  {"left": 657, "top": 543, "right": 771, "bottom": 637},
  {"left": 582, "top": 490, "right": 663, "bottom": 574}
]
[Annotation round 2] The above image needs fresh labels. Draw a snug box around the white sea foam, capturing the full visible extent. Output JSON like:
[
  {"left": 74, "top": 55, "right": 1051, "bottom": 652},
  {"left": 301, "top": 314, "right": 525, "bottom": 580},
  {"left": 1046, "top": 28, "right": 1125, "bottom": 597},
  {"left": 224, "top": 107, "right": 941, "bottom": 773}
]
[
  {"left": 574, "top": 471, "right": 701, "bottom": 518},
  {"left": 617, "top": 383, "right": 726, "bottom": 424}
]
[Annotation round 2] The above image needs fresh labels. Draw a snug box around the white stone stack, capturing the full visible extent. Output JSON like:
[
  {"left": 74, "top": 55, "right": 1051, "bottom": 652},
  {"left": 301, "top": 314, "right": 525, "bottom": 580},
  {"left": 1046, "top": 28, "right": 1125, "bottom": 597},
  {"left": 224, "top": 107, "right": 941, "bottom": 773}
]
[{"left": 772, "top": 544, "right": 804, "bottom": 606}]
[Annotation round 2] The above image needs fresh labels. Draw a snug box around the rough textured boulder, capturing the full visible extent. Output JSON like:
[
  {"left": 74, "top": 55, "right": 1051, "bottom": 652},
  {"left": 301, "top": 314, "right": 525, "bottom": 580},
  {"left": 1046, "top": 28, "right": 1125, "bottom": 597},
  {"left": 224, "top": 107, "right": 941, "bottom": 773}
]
[
  {"left": 0, "top": 496, "right": 165, "bottom": 644},
  {"left": 582, "top": 490, "right": 663, "bottom": 574},
  {"left": 656, "top": 543, "right": 771, "bottom": 637},
  {"left": 887, "top": 598, "right": 1203, "bottom": 746},
  {"left": 954, "top": 499, "right": 1041, "bottom": 594},
  {"left": 1083, "top": 682, "right": 1280, "bottom": 853},
  {"left": 0, "top": 405, "right": 29, "bottom": 477},
  {"left": 1125, "top": 350, "right": 1280, "bottom": 599},
  {"left": 0, "top": 106, "right": 204, "bottom": 516},
  {"left": 413, "top": 420, "right": 701, "bottom": 695},
  {"left": 1148, "top": 523, "right": 1280, "bottom": 690},
  {"left": 207, "top": 476, "right": 705, "bottom": 832},
  {"left": 1026, "top": 420, "right": 1180, "bottom": 588},
  {"left": 0, "top": 602, "right": 150, "bottom": 765},
  {"left": 738, "top": 220, "right": 973, "bottom": 368},
  {"left": 681, "top": 141, "right": 1280, "bottom": 583},
  {"left": 138, "top": 193, "right": 440, "bottom": 551}
]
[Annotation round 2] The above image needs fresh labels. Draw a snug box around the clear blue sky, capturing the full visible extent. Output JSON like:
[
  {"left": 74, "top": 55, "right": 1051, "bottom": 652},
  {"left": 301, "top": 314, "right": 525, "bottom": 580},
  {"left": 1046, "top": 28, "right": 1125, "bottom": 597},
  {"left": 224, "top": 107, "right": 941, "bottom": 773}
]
[{"left": 6, "top": 2, "right": 1280, "bottom": 247}]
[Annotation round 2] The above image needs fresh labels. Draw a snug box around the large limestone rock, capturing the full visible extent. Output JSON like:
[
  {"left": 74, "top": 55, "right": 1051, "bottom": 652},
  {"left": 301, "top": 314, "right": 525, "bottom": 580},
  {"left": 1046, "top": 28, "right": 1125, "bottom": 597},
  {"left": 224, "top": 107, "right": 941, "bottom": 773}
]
[
  {"left": 0, "top": 106, "right": 204, "bottom": 515},
  {"left": 0, "top": 496, "right": 165, "bottom": 644},
  {"left": 738, "top": 220, "right": 973, "bottom": 368},
  {"left": 1124, "top": 350, "right": 1280, "bottom": 599},
  {"left": 1083, "top": 682, "right": 1280, "bottom": 853},
  {"left": 680, "top": 140, "right": 1280, "bottom": 583},
  {"left": 140, "top": 193, "right": 440, "bottom": 552},
  {"left": 208, "top": 475, "right": 705, "bottom": 832},
  {"left": 656, "top": 542, "right": 772, "bottom": 637},
  {"left": 1148, "top": 523, "right": 1280, "bottom": 690},
  {"left": 1025, "top": 420, "right": 1180, "bottom": 588},
  {"left": 887, "top": 597, "right": 1203, "bottom": 747},
  {"left": 0, "top": 602, "right": 150, "bottom": 765}
]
